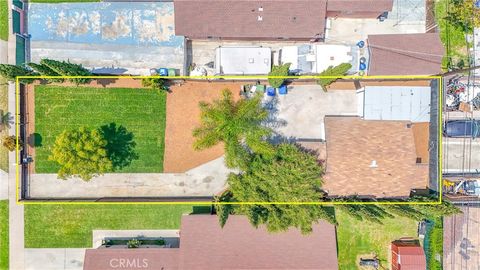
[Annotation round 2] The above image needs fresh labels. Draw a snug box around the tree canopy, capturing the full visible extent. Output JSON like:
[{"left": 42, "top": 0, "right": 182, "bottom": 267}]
[
  {"left": 268, "top": 63, "right": 291, "bottom": 88},
  {"left": 193, "top": 89, "right": 274, "bottom": 169},
  {"left": 317, "top": 63, "right": 352, "bottom": 91},
  {"left": 0, "top": 64, "right": 37, "bottom": 83},
  {"left": 40, "top": 59, "right": 92, "bottom": 85},
  {"left": 49, "top": 127, "right": 113, "bottom": 181},
  {"left": 446, "top": 0, "right": 480, "bottom": 31}
]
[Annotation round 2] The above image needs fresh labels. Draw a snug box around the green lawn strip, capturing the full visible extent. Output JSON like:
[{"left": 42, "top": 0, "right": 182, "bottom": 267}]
[
  {"left": 0, "top": 79, "right": 8, "bottom": 172},
  {"left": 0, "top": 201, "right": 8, "bottom": 270},
  {"left": 424, "top": 218, "right": 443, "bottom": 270},
  {"left": 336, "top": 209, "right": 418, "bottom": 269},
  {"left": 0, "top": 0, "right": 7, "bottom": 41},
  {"left": 25, "top": 205, "right": 194, "bottom": 248},
  {"left": 34, "top": 85, "right": 166, "bottom": 173}
]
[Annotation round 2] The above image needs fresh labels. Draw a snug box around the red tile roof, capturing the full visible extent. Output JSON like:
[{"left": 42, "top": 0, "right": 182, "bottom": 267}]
[
  {"left": 391, "top": 242, "right": 426, "bottom": 270},
  {"left": 367, "top": 33, "right": 445, "bottom": 75},
  {"left": 178, "top": 215, "right": 339, "bottom": 269},
  {"left": 327, "top": 0, "right": 393, "bottom": 13},
  {"left": 84, "top": 215, "right": 339, "bottom": 270},
  {"left": 83, "top": 249, "right": 179, "bottom": 270},
  {"left": 174, "top": 0, "right": 328, "bottom": 40}
]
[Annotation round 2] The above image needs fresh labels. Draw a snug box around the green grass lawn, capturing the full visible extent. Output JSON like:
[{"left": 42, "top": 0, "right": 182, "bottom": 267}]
[
  {"left": 25, "top": 204, "right": 194, "bottom": 248},
  {"left": 0, "top": 201, "right": 8, "bottom": 270},
  {"left": 425, "top": 218, "right": 443, "bottom": 270},
  {"left": 0, "top": 79, "right": 8, "bottom": 172},
  {"left": 336, "top": 209, "right": 418, "bottom": 270},
  {"left": 34, "top": 85, "right": 167, "bottom": 173},
  {"left": 0, "top": 0, "right": 7, "bottom": 41}
]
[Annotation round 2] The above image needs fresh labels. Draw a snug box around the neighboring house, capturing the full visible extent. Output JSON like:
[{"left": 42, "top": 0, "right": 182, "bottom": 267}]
[
  {"left": 326, "top": 0, "right": 393, "bottom": 18},
  {"left": 367, "top": 33, "right": 445, "bottom": 76},
  {"left": 83, "top": 215, "right": 339, "bottom": 270},
  {"left": 391, "top": 240, "right": 427, "bottom": 270},
  {"left": 174, "top": 0, "right": 393, "bottom": 41}
]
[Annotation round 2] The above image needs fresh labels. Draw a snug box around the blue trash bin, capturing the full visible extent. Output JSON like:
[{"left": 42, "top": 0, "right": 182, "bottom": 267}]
[
  {"left": 278, "top": 85, "right": 287, "bottom": 95},
  {"left": 266, "top": 87, "right": 276, "bottom": 96},
  {"left": 359, "top": 62, "right": 367, "bottom": 71},
  {"left": 158, "top": 68, "right": 168, "bottom": 76}
]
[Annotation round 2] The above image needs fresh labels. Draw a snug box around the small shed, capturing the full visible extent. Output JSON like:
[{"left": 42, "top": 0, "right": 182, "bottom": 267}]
[
  {"left": 391, "top": 240, "right": 426, "bottom": 270},
  {"left": 215, "top": 46, "right": 271, "bottom": 75}
]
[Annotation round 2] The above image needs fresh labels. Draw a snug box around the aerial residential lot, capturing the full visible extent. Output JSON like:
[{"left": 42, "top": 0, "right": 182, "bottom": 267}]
[{"left": 23, "top": 78, "right": 438, "bottom": 201}]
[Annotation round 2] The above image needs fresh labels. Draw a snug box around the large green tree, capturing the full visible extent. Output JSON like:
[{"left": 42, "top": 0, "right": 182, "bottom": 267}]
[
  {"left": 49, "top": 127, "right": 112, "bottom": 181},
  {"left": 40, "top": 59, "right": 92, "bottom": 85},
  {"left": 446, "top": 0, "right": 480, "bottom": 31},
  {"left": 193, "top": 89, "right": 274, "bottom": 169},
  {"left": 317, "top": 63, "right": 352, "bottom": 91},
  {"left": 215, "top": 143, "right": 333, "bottom": 234}
]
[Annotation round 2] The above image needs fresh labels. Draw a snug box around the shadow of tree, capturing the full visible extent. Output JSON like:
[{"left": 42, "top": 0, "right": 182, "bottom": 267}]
[
  {"left": 99, "top": 123, "right": 139, "bottom": 170},
  {"left": 29, "top": 132, "right": 43, "bottom": 147}
]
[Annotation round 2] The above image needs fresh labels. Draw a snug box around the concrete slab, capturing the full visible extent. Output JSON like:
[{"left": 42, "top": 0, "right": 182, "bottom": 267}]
[
  {"left": 28, "top": 156, "right": 230, "bottom": 198},
  {"left": 24, "top": 248, "right": 86, "bottom": 270},
  {"left": 443, "top": 138, "right": 480, "bottom": 174},
  {"left": 0, "top": 40, "right": 7, "bottom": 64},
  {"left": 92, "top": 230, "right": 180, "bottom": 248},
  {"left": 444, "top": 204, "right": 480, "bottom": 270},
  {"left": 267, "top": 85, "right": 358, "bottom": 140}
]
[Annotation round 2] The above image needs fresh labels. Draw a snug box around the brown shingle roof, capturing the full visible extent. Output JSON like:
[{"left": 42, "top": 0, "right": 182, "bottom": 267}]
[
  {"left": 367, "top": 33, "right": 445, "bottom": 75},
  {"left": 174, "top": 0, "right": 327, "bottom": 40},
  {"left": 178, "top": 215, "right": 339, "bottom": 269},
  {"left": 323, "top": 117, "right": 428, "bottom": 198}
]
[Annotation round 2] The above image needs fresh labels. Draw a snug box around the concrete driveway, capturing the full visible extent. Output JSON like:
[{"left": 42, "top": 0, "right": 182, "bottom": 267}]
[
  {"left": 266, "top": 85, "right": 359, "bottom": 141},
  {"left": 27, "top": 157, "right": 230, "bottom": 199}
]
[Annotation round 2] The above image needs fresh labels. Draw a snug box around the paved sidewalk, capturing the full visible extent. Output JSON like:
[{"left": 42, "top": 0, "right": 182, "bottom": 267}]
[
  {"left": 29, "top": 157, "right": 231, "bottom": 198},
  {"left": 24, "top": 249, "right": 85, "bottom": 270},
  {"left": 8, "top": 82, "right": 25, "bottom": 270}
]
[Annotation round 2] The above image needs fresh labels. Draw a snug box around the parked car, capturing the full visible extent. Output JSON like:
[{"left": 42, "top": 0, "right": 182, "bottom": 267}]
[{"left": 444, "top": 119, "right": 480, "bottom": 138}]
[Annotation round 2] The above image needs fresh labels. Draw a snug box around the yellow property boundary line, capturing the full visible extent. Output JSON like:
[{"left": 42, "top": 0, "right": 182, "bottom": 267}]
[{"left": 15, "top": 75, "right": 443, "bottom": 205}]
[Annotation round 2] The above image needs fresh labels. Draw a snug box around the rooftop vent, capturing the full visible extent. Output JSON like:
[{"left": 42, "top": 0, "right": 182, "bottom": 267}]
[
  {"left": 259, "top": 6, "right": 263, "bottom": 11},
  {"left": 257, "top": 15, "right": 263, "bottom": 21},
  {"left": 369, "top": 160, "right": 378, "bottom": 168}
]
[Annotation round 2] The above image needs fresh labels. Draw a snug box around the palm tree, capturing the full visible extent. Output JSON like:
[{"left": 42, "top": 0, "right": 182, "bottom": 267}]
[
  {"left": 0, "top": 110, "right": 13, "bottom": 131},
  {"left": 193, "top": 89, "right": 274, "bottom": 169}
]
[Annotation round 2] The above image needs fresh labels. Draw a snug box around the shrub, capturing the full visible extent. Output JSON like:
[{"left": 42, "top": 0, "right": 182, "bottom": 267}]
[
  {"left": 316, "top": 63, "right": 352, "bottom": 91},
  {"left": 268, "top": 63, "right": 291, "bottom": 88},
  {"left": 2, "top": 135, "right": 22, "bottom": 151},
  {"left": 127, "top": 239, "right": 141, "bottom": 248},
  {"left": 141, "top": 77, "right": 169, "bottom": 92}
]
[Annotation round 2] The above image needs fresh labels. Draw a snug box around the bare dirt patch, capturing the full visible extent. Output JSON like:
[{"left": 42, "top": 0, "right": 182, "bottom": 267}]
[{"left": 163, "top": 81, "right": 243, "bottom": 173}]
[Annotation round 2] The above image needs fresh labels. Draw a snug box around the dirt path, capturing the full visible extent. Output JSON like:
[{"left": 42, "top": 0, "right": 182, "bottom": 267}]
[{"left": 25, "top": 84, "right": 35, "bottom": 173}]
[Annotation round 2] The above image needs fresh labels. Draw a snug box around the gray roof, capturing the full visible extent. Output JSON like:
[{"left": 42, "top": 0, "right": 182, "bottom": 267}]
[{"left": 363, "top": 86, "right": 431, "bottom": 122}]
